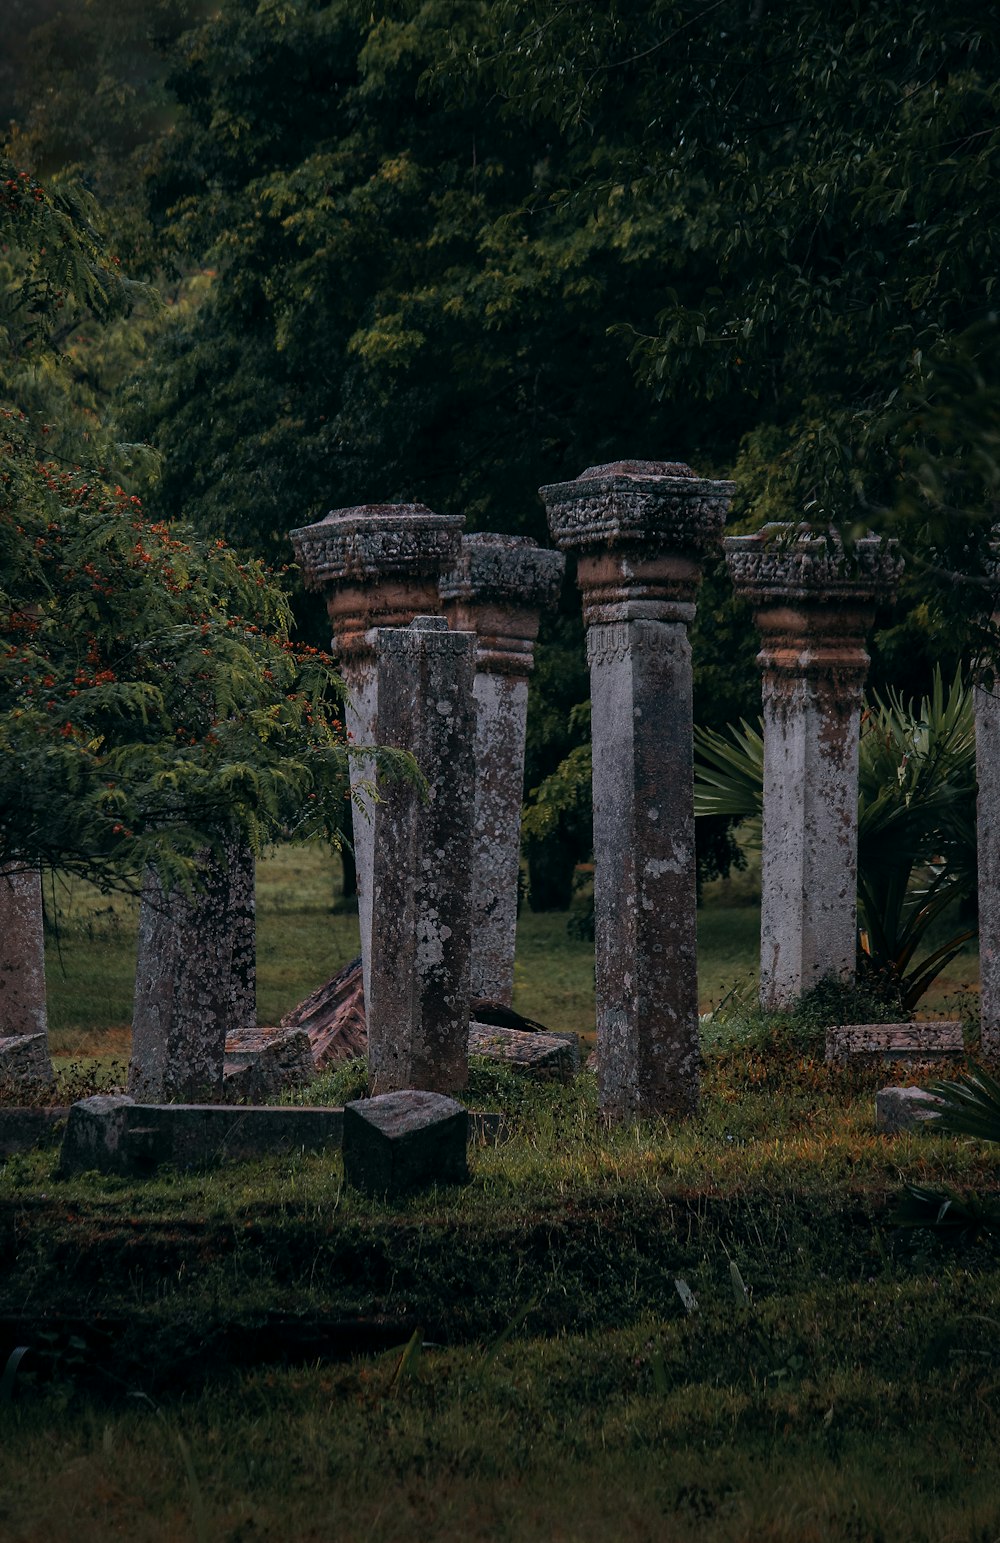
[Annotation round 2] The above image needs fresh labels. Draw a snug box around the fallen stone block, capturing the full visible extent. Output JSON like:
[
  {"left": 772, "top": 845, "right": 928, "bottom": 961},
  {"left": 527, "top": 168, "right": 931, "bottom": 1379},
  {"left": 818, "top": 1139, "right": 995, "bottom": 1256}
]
[
  {"left": 59, "top": 1094, "right": 136, "bottom": 1175},
  {"left": 59, "top": 1099, "right": 344, "bottom": 1176},
  {"left": 825, "top": 1022, "right": 964, "bottom": 1065},
  {"left": 0, "top": 1106, "right": 70, "bottom": 1157},
  {"left": 343, "top": 1089, "right": 468, "bottom": 1198},
  {"left": 223, "top": 1027, "right": 316, "bottom": 1102},
  {"left": 876, "top": 1086, "right": 944, "bottom": 1134},
  {"left": 468, "top": 1022, "right": 578, "bottom": 1081},
  {"left": 0, "top": 1033, "right": 55, "bottom": 1089}
]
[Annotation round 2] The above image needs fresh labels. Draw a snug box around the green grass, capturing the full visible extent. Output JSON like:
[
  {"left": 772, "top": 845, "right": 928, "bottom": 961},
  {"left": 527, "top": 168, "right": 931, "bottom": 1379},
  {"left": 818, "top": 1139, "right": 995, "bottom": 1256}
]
[
  {"left": 41, "top": 844, "right": 982, "bottom": 1065},
  {"left": 13, "top": 843, "right": 995, "bottom": 1539},
  {"left": 1, "top": 1054, "right": 999, "bottom": 1539}
]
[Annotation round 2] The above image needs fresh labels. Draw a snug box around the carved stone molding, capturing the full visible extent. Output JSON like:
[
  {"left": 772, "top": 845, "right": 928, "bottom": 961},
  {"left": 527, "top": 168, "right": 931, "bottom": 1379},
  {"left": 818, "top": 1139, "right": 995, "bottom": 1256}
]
[
  {"left": 541, "top": 460, "right": 733, "bottom": 560},
  {"left": 290, "top": 504, "right": 463, "bottom": 591},
  {"left": 724, "top": 524, "right": 902, "bottom": 608}
]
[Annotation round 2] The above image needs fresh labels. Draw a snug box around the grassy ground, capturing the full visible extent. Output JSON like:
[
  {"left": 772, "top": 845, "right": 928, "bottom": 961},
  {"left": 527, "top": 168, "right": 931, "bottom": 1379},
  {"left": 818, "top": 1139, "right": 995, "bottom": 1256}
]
[
  {"left": 1, "top": 1054, "right": 999, "bottom": 1540},
  {"left": 41, "top": 843, "right": 982, "bottom": 1062},
  {"left": 8, "top": 843, "right": 993, "bottom": 1539}
]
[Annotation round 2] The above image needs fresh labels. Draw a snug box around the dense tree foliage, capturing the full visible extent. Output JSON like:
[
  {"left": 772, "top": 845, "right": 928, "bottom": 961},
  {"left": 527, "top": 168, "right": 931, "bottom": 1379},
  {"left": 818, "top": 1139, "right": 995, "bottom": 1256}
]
[
  {"left": 7, "top": 0, "right": 998, "bottom": 904},
  {"left": 0, "top": 150, "right": 365, "bottom": 886}
]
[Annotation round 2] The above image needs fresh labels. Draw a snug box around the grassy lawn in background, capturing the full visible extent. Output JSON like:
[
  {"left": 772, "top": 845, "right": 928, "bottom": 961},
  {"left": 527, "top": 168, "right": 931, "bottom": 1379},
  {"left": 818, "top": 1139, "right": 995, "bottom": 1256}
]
[
  {"left": 42, "top": 842, "right": 981, "bottom": 1065},
  {"left": 8, "top": 844, "right": 996, "bottom": 1541},
  {"left": 2, "top": 1052, "right": 999, "bottom": 1541}
]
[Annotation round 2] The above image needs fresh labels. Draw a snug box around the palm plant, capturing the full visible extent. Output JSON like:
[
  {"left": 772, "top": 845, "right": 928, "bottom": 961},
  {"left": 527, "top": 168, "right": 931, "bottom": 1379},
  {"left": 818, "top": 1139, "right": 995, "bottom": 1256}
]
[
  {"left": 694, "top": 668, "right": 978, "bottom": 1009},
  {"left": 893, "top": 1065, "right": 1000, "bottom": 1243}
]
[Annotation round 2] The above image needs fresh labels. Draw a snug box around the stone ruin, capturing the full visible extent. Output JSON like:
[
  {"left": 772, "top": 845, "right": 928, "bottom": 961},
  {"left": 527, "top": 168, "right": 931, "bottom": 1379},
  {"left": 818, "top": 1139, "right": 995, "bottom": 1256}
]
[{"left": 8, "top": 466, "right": 1000, "bottom": 1151}]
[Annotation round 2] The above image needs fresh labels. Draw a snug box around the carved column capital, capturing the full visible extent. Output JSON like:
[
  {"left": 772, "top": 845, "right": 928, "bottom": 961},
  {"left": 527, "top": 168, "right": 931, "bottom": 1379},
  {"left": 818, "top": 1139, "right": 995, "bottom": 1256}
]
[
  {"left": 441, "top": 533, "right": 565, "bottom": 676},
  {"left": 290, "top": 503, "right": 464, "bottom": 664},
  {"left": 725, "top": 524, "right": 902, "bottom": 694},
  {"left": 540, "top": 460, "right": 733, "bottom": 625}
]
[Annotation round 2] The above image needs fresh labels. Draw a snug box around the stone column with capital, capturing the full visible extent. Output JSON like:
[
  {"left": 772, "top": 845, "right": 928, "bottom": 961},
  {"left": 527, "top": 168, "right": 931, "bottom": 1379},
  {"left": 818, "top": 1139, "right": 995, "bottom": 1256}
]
[
  {"left": 541, "top": 460, "right": 733, "bottom": 1118},
  {"left": 290, "top": 505, "right": 464, "bottom": 1007},
  {"left": 441, "top": 533, "right": 565, "bottom": 1006},
  {"left": 367, "top": 616, "right": 477, "bottom": 1094},
  {"left": 725, "top": 527, "right": 902, "bottom": 1009}
]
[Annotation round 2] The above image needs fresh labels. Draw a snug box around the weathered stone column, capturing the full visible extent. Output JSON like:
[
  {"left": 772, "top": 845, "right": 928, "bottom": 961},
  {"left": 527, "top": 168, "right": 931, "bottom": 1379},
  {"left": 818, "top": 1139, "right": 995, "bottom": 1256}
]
[
  {"left": 441, "top": 533, "right": 565, "bottom": 1005},
  {"left": 725, "top": 526, "right": 902, "bottom": 1009},
  {"left": 0, "top": 864, "right": 54, "bottom": 1083},
  {"left": 367, "top": 616, "right": 476, "bottom": 1094},
  {"left": 975, "top": 585, "right": 1000, "bottom": 1063},
  {"left": 290, "top": 505, "right": 464, "bottom": 1007},
  {"left": 129, "top": 839, "right": 254, "bottom": 1102},
  {"left": 541, "top": 460, "right": 733, "bottom": 1118}
]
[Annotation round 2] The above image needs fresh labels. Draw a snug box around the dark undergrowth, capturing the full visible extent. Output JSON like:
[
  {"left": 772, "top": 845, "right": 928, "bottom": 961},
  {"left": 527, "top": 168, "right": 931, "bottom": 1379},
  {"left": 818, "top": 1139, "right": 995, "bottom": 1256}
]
[{"left": 2, "top": 1046, "right": 999, "bottom": 1540}]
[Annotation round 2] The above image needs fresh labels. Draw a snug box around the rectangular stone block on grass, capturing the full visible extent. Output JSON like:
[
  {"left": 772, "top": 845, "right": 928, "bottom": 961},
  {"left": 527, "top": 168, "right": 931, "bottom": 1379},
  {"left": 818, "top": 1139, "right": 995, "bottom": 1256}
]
[
  {"left": 343, "top": 1089, "right": 468, "bottom": 1198},
  {"left": 468, "top": 1022, "right": 578, "bottom": 1081},
  {"left": 0, "top": 1034, "right": 55, "bottom": 1090},
  {"left": 825, "top": 1022, "right": 964, "bottom": 1065},
  {"left": 876, "top": 1086, "right": 944, "bottom": 1134},
  {"left": 59, "top": 1097, "right": 345, "bottom": 1177},
  {"left": 222, "top": 1027, "right": 315, "bottom": 1102}
]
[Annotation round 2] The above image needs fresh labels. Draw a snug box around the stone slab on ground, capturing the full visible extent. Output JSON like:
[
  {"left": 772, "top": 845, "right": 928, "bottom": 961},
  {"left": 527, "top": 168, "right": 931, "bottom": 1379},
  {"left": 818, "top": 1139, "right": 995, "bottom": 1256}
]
[
  {"left": 0, "top": 1034, "right": 55, "bottom": 1088},
  {"left": 343, "top": 1090, "right": 468, "bottom": 1198},
  {"left": 0, "top": 1106, "right": 70, "bottom": 1156},
  {"left": 57, "top": 1097, "right": 502, "bottom": 1176},
  {"left": 59, "top": 1097, "right": 344, "bottom": 1176},
  {"left": 876, "top": 1085, "right": 944, "bottom": 1134},
  {"left": 223, "top": 1027, "right": 315, "bottom": 1102},
  {"left": 468, "top": 1022, "right": 579, "bottom": 1081},
  {"left": 825, "top": 1022, "right": 964, "bottom": 1065}
]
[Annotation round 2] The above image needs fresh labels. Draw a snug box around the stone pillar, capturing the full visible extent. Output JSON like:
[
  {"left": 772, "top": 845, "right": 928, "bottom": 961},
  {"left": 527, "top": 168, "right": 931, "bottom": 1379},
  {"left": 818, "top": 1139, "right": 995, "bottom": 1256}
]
[
  {"left": 290, "top": 505, "right": 464, "bottom": 1008},
  {"left": 366, "top": 616, "right": 477, "bottom": 1095},
  {"left": 441, "top": 533, "right": 565, "bottom": 1005},
  {"left": 129, "top": 838, "right": 254, "bottom": 1102},
  {"left": 725, "top": 526, "right": 902, "bottom": 1009},
  {"left": 541, "top": 460, "right": 733, "bottom": 1118},
  {"left": 975, "top": 591, "right": 1000, "bottom": 1063},
  {"left": 0, "top": 864, "right": 54, "bottom": 1082}
]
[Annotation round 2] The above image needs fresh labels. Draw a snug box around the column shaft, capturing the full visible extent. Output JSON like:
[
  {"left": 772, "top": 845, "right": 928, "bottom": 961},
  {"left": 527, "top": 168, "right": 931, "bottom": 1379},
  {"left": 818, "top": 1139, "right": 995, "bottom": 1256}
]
[
  {"left": 976, "top": 678, "right": 1000, "bottom": 1060},
  {"left": 542, "top": 459, "right": 733, "bottom": 1118},
  {"left": 588, "top": 619, "right": 699, "bottom": 1112},
  {"left": 0, "top": 867, "right": 53, "bottom": 1081},
  {"left": 367, "top": 617, "right": 476, "bottom": 1094}
]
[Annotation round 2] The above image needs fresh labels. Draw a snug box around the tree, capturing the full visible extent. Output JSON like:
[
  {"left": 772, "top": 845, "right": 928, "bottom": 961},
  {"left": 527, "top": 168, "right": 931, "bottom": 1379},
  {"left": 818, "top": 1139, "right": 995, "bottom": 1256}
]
[{"left": 0, "top": 149, "right": 380, "bottom": 887}]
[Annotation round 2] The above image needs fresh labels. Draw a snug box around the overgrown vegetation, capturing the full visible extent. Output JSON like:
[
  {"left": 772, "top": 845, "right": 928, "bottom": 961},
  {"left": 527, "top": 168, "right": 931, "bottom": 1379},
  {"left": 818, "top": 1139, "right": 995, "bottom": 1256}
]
[{"left": 2, "top": 1049, "right": 999, "bottom": 1539}]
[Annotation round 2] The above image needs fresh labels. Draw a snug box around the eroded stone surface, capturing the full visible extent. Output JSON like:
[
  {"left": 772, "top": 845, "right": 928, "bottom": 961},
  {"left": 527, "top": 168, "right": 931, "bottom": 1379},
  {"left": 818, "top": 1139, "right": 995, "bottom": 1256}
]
[
  {"left": 0, "top": 1033, "right": 55, "bottom": 1089},
  {"left": 541, "top": 460, "right": 733, "bottom": 1118},
  {"left": 0, "top": 867, "right": 53, "bottom": 1083},
  {"left": 442, "top": 533, "right": 565, "bottom": 1004},
  {"left": 59, "top": 1098, "right": 344, "bottom": 1176},
  {"left": 129, "top": 839, "right": 256, "bottom": 1104},
  {"left": 342, "top": 1089, "right": 468, "bottom": 1196},
  {"left": 222, "top": 1027, "right": 315, "bottom": 1101},
  {"left": 468, "top": 1021, "right": 577, "bottom": 1080},
  {"left": 290, "top": 504, "right": 464, "bottom": 1008},
  {"left": 825, "top": 1022, "right": 963, "bottom": 1064},
  {"left": 976, "top": 658, "right": 1000, "bottom": 1062},
  {"left": 875, "top": 1085, "right": 943, "bottom": 1134},
  {"left": 725, "top": 525, "right": 901, "bottom": 1008},
  {"left": 367, "top": 617, "right": 476, "bottom": 1094}
]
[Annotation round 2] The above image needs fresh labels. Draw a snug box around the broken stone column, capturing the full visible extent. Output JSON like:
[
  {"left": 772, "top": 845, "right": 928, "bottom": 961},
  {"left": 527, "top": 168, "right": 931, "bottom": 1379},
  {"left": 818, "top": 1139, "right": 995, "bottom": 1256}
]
[
  {"left": 0, "top": 864, "right": 54, "bottom": 1085},
  {"left": 441, "top": 533, "right": 565, "bottom": 1005},
  {"left": 290, "top": 505, "right": 464, "bottom": 1007},
  {"left": 541, "top": 460, "right": 733, "bottom": 1118},
  {"left": 975, "top": 580, "right": 1000, "bottom": 1063},
  {"left": 725, "top": 526, "right": 902, "bottom": 1009},
  {"left": 129, "top": 838, "right": 255, "bottom": 1103},
  {"left": 366, "top": 616, "right": 476, "bottom": 1095}
]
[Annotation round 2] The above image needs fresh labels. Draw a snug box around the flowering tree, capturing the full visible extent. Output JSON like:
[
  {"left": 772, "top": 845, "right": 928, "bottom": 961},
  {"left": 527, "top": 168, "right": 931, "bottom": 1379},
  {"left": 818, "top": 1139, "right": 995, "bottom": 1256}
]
[{"left": 0, "top": 152, "right": 390, "bottom": 888}]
